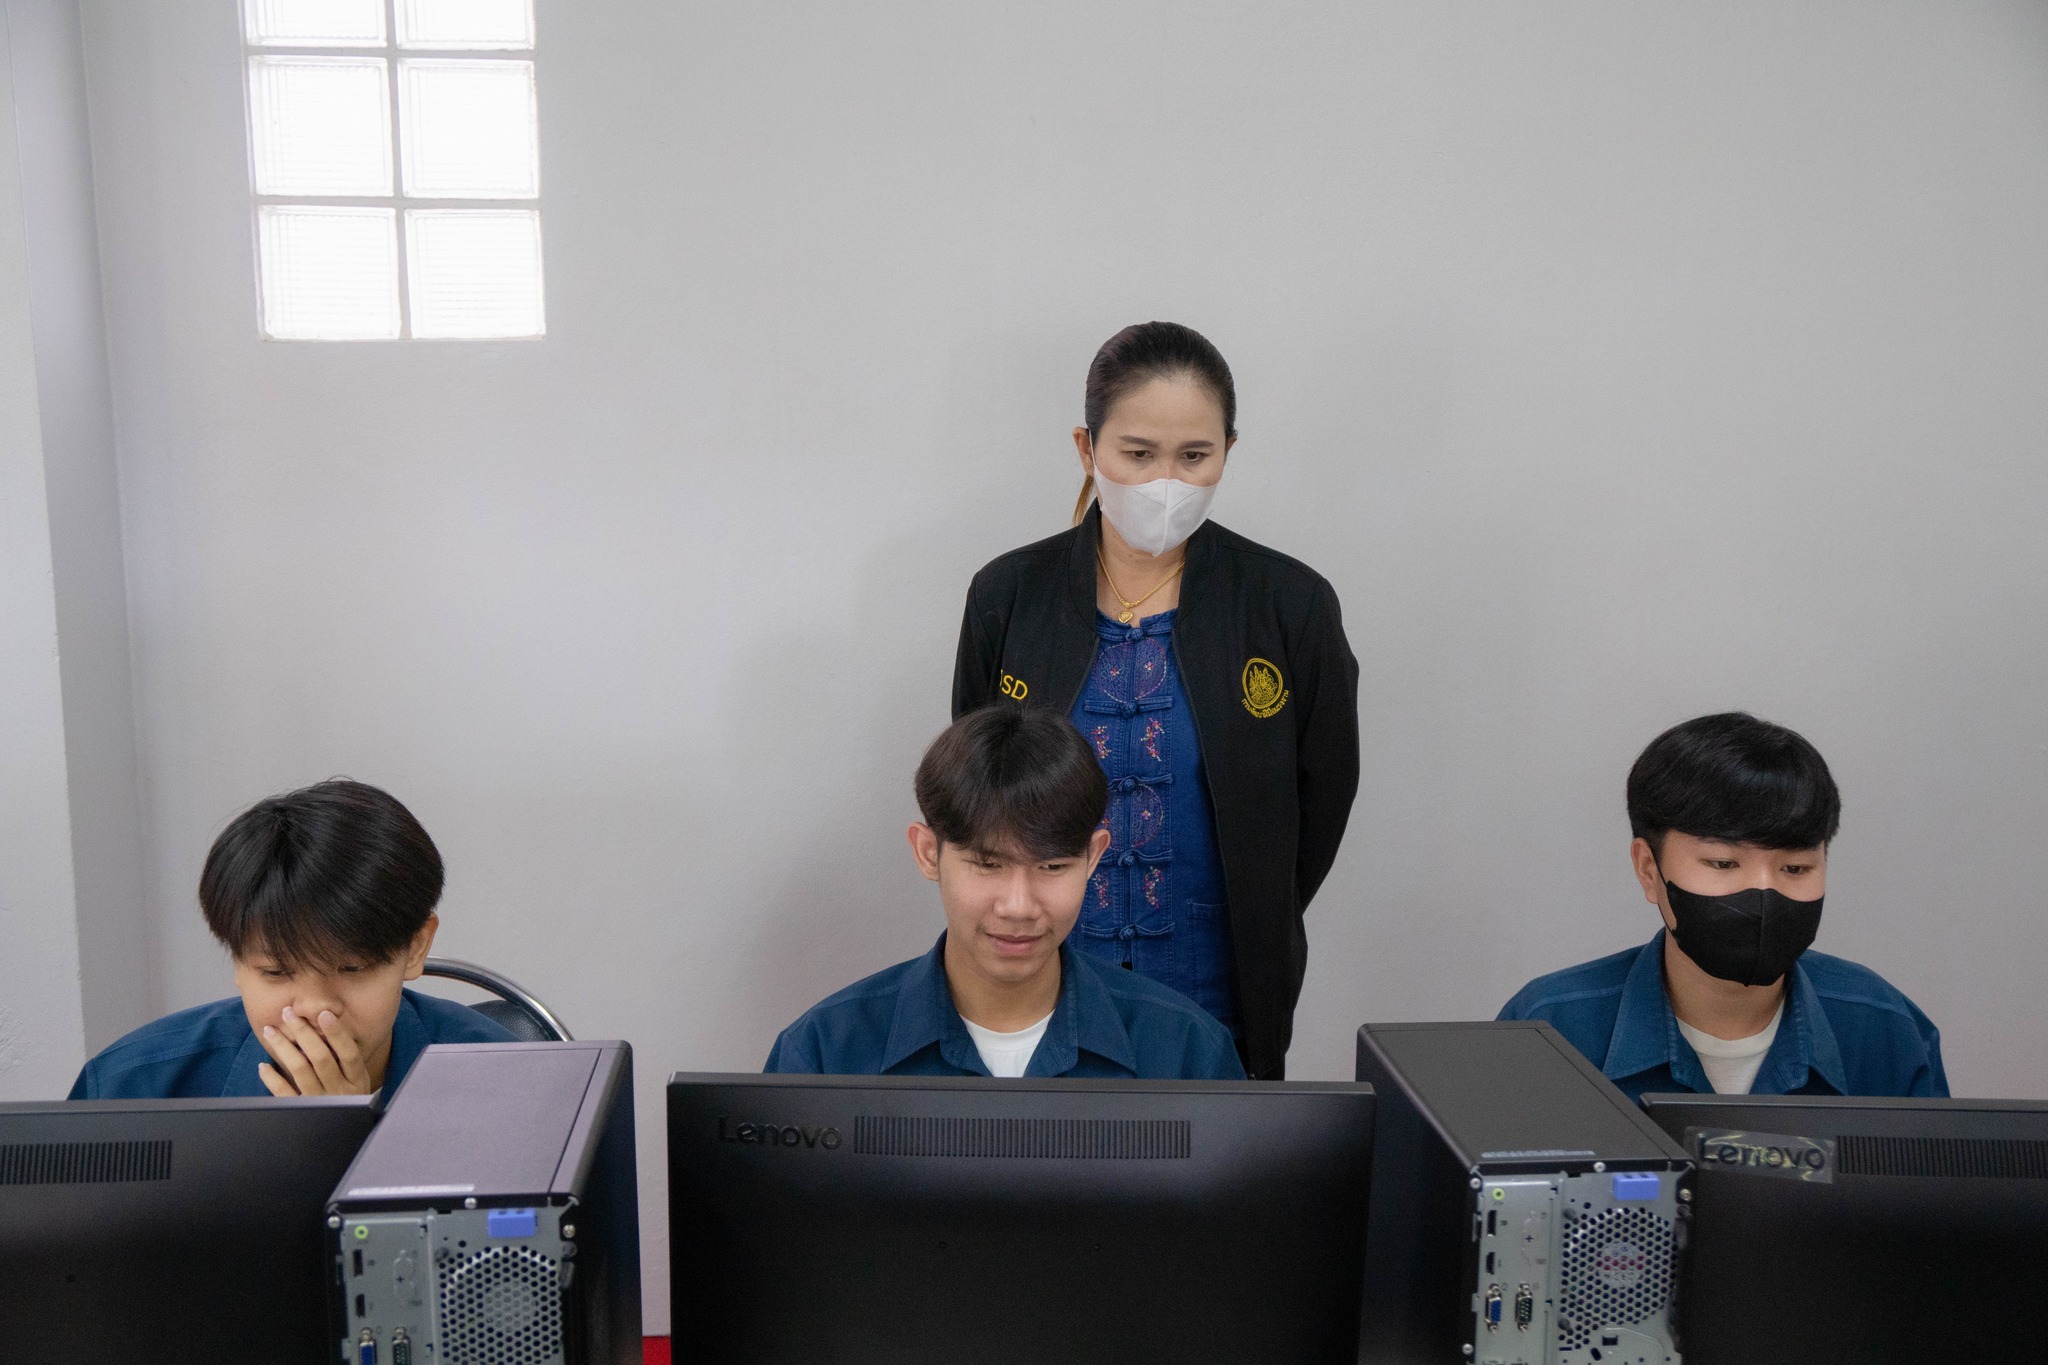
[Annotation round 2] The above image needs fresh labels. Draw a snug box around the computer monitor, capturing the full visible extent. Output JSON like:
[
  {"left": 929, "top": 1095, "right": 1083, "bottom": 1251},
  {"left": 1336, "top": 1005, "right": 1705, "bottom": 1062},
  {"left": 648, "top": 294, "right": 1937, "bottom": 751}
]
[
  {"left": 1640, "top": 1092, "right": 2048, "bottom": 1364},
  {"left": 667, "top": 1073, "right": 1376, "bottom": 1364},
  {"left": 0, "top": 1094, "right": 381, "bottom": 1362}
]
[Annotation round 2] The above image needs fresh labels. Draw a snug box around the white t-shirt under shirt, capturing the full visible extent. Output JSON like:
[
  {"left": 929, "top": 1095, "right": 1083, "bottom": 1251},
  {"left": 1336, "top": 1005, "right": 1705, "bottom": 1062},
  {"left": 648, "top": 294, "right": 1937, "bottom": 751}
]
[
  {"left": 1676, "top": 1002, "right": 1785, "bottom": 1095},
  {"left": 962, "top": 1012, "right": 1053, "bottom": 1078}
]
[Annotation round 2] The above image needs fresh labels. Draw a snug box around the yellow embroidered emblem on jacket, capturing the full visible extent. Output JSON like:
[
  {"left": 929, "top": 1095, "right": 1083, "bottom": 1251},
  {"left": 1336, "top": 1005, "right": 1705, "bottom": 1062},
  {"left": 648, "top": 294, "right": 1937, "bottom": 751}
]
[{"left": 1241, "top": 658, "right": 1288, "bottom": 718}]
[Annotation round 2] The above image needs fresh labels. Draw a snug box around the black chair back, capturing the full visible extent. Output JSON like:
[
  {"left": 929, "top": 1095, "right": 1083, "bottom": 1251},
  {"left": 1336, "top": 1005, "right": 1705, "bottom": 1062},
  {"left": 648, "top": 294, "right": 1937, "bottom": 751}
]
[{"left": 419, "top": 957, "right": 572, "bottom": 1042}]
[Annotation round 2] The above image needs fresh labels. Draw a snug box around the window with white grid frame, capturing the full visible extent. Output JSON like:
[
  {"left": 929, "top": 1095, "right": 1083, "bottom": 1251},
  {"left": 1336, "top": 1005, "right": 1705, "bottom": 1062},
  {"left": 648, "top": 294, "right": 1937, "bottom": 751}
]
[{"left": 244, "top": 0, "right": 545, "bottom": 340}]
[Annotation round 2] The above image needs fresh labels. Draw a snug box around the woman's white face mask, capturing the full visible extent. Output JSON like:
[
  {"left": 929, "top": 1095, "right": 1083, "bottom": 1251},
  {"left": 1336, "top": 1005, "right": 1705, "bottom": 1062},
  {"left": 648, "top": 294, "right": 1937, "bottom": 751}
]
[{"left": 1093, "top": 472, "right": 1217, "bottom": 557}]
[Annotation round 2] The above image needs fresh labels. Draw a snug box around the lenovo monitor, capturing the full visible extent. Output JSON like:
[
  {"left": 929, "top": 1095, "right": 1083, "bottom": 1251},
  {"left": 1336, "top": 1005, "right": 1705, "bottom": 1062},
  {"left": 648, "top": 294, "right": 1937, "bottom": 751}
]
[
  {"left": 0, "top": 1094, "right": 380, "bottom": 1362},
  {"left": 1641, "top": 1091, "right": 2048, "bottom": 1365},
  {"left": 666, "top": 1073, "right": 1376, "bottom": 1364}
]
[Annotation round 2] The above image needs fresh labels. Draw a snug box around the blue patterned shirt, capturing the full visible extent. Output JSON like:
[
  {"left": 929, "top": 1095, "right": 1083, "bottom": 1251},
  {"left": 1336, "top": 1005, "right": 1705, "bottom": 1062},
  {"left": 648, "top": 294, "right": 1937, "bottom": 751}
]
[{"left": 1067, "top": 609, "right": 1239, "bottom": 1035}]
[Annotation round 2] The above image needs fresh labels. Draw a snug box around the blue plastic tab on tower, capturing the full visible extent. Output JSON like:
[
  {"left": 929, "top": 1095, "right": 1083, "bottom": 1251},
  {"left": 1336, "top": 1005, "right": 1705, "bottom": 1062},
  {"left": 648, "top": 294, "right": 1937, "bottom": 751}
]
[
  {"left": 1611, "top": 1172, "right": 1661, "bottom": 1201},
  {"left": 486, "top": 1207, "right": 539, "bottom": 1238}
]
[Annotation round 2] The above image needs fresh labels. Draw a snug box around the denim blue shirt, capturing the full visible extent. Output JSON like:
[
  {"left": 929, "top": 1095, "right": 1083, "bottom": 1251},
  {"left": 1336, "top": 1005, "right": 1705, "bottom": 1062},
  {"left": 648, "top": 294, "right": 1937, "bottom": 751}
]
[
  {"left": 1067, "top": 609, "right": 1239, "bottom": 1034},
  {"left": 763, "top": 933, "right": 1245, "bottom": 1079},
  {"left": 67, "top": 988, "right": 514, "bottom": 1103},
  {"left": 1498, "top": 930, "right": 1948, "bottom": 1102}
]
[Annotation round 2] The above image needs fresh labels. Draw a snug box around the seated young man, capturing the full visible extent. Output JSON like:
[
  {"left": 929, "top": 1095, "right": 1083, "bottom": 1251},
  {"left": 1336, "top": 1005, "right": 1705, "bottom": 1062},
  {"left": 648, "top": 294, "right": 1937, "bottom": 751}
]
[
  {"left": 767, "top": 707, "right": 1244, "bottom": 1079},
  {"left": 70, "top": 779, "right": 512, "bottom": 1101},
  {"left": 1499, "top": 711, "right": 1946, "bottom": 1101}
]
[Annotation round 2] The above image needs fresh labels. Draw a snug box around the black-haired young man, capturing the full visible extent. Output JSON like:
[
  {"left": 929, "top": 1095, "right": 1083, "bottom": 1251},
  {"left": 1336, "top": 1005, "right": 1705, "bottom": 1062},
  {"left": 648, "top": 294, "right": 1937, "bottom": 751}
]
[
  {"left": 1499, "top": 712, "right": 1946, "bottom": 1101},
  {"left": 70, "top": 780, "right": 512, "bottom": 1101},
  {"left": 767, "top": 707, "right": 1245, "bottom": 1079}
]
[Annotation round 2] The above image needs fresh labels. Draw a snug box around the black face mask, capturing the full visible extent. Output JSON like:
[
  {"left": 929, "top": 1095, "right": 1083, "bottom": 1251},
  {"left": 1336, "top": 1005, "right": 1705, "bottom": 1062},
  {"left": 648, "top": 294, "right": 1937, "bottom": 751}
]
[{"left": 1662, "top": 878, "right": 1823, "bottom": 986}]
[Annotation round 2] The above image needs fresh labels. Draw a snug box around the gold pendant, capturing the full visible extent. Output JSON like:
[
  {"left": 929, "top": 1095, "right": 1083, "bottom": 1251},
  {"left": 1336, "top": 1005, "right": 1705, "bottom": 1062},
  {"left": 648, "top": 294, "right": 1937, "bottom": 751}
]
[{"left": 1118, "top": 609, "right": 1134, "bottom": 623}]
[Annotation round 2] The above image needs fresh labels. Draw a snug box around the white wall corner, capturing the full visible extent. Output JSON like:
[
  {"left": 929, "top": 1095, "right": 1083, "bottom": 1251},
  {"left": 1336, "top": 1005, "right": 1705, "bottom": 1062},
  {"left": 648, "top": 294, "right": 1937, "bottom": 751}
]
[
  {"left": 0, "top": 4, "right": 89, "bottom": 1099},
  {"left": 6, "top": 0, "right": 155, "bottom": 1050}
]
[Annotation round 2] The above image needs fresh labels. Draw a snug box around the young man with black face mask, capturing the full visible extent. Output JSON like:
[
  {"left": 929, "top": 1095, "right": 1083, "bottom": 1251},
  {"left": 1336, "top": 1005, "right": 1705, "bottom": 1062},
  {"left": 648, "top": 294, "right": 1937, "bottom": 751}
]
[{"left": 1498, "top": 712, "right": 1947, "bottom": 1101}]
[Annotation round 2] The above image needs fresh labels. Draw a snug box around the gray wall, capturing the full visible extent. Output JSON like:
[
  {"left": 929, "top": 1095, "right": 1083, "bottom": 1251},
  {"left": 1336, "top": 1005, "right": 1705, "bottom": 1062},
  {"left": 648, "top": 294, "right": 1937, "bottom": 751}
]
[
  {"left": 52, "top": 0, "right": 2048, "bottom": 1329},
  {"left": 0, "top": 6, "right": 89, "bottom": 1097},
  {"left": 8, "top": 0, "right": 151, "bottom": 1051}
]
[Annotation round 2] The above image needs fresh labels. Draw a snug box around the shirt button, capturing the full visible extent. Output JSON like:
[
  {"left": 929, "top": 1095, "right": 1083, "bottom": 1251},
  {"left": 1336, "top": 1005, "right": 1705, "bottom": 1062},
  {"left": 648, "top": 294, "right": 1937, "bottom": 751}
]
[
  {"left": 1119, "top": 852, "right": 1137, "bottom": 867},
  {"left": 1119, "top": 926, "right": 1137, "bottom": 940}
]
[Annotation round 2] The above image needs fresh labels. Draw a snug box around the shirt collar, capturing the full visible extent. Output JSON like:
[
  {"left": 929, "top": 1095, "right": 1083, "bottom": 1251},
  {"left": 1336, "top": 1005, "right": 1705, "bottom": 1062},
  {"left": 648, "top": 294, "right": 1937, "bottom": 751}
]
[
  {"left": 880, "top": 933, "right": 1140, "bottom": 1077},
  {"left": 223, "top": 1028, "right": 271, "bottom": 1097},
  {"left": 1601, "top": 933, "right": 1702, "bottom": 1088},
  {"left": 1603, "top": 930, "right": 1846, "bottom": 1095},
  {"left": 1092, "top": 609, "right": 1178, "bottom": 643},
  {"left": 220, "top": 990, "right": 430, "bottom": 1102},
  {"left": 880, "top": 935, "right": 985, "bottom": 1074},
  {"left": 382, "top": 989, "right": 431, "bottom": 1102},
  {"left": 1753, "top": 958, "right": 1847, "bottom": 1095},
  {"left": 1065, "top": 505, "right": 1104, "bottom": 628},
  {"left": 1030, "top": 946, "right": 1138, "bottom": 1076}
]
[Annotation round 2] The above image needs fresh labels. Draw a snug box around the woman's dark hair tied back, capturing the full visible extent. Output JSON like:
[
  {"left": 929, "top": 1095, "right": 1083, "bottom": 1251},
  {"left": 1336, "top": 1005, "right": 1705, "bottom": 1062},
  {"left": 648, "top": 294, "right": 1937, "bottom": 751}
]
[{"left": 1084, "top": 321, "right": 1237, "bottom": 440}]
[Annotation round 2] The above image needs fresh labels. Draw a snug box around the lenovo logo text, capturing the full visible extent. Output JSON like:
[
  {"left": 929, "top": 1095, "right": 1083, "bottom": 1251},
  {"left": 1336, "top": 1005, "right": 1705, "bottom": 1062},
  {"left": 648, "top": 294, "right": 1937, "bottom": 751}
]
[
  {"left": 719, "top": 1117, "right": 843, "bottom": 1150},
  {"left": 1688, "top": 1127, "right": 1836, "bottom": 1184},
  {"left": 1702, "top": 1140, "right": 1826, "bottom": 1173}
]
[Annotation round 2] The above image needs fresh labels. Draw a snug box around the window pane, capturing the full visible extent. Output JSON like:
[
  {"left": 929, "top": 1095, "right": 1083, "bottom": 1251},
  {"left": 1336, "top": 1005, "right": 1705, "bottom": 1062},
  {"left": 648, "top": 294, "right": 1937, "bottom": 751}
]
[
  {"left": 406, "top": 210, "right": 544, "bottom": 338},
  {"left": 244, "top": 0, "right": 386, "bottom": 46},
  {"left": 248, "top": 57, "right": 392, "bottom": 197},
  {"left": 396, "top": 0, "right": 534, "bottom": 50},
  {"left": 397, "top": 60, "right": 538, "bottom": 199},
  {"left": 258, "top": 206, "right": 400, "bottom": 340}
]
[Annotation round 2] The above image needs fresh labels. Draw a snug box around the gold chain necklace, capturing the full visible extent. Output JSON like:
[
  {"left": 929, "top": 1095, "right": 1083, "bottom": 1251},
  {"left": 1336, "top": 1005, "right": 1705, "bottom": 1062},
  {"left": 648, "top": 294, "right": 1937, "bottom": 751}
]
[{"left": 1097, "top": 546, "right": 1186, "bottom": 624}]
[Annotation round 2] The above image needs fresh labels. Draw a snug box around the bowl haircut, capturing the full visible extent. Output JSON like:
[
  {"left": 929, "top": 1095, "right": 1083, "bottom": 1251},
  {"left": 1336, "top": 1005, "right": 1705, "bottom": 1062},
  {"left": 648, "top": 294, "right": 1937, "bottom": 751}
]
[
  {"left": 914, "top": 707, "right": 1109, "bottom": 863},
  {"left": 1627, "top": 712, "right": 1842, "bottom": 857},
  {"left": 199, "top": 779, "right": 444, "bottom": 972}
]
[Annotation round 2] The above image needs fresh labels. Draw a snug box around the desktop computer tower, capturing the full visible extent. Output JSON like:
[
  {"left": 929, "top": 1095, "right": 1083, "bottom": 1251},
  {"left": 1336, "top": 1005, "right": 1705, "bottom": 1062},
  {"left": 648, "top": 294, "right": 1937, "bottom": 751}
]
[
  {"left": 1356, "top": 1022, "right": 1693, "bottom": 1365},
  {"left": 327, "top": 1042, "right": 641, "bottom": 1365}
]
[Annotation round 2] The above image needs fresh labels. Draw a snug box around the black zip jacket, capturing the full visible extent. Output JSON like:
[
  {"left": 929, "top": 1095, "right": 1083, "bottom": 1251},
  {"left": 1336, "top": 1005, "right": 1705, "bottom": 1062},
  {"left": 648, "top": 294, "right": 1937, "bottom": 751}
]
[{"left": 951, "top": 504, "right": 1360, "bottom": 1078}]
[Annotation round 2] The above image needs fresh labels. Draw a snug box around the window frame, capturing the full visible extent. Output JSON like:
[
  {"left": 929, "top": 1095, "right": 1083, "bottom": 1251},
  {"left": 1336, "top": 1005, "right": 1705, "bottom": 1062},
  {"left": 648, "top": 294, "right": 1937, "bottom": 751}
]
[{"left": 242, "top": 0, "right": 544, "bottom": 341}]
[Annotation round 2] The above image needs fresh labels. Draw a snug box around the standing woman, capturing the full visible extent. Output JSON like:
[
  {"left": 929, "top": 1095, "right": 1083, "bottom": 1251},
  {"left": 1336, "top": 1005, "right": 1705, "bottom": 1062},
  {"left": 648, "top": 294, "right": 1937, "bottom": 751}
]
[{"left": 952, "top": 322, "right": 1359, "bottom": 1079}]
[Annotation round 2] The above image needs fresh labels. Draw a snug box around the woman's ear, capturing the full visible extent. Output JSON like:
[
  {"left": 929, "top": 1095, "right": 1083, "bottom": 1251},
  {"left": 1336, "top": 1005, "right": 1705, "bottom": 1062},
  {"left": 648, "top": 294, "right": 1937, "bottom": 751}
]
[
  {"left": 1070, "top": 428, "right": 1099, "bottom": 527},
  {"left": 400, "top": 913, "right": 441, "bottom": 979}
]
